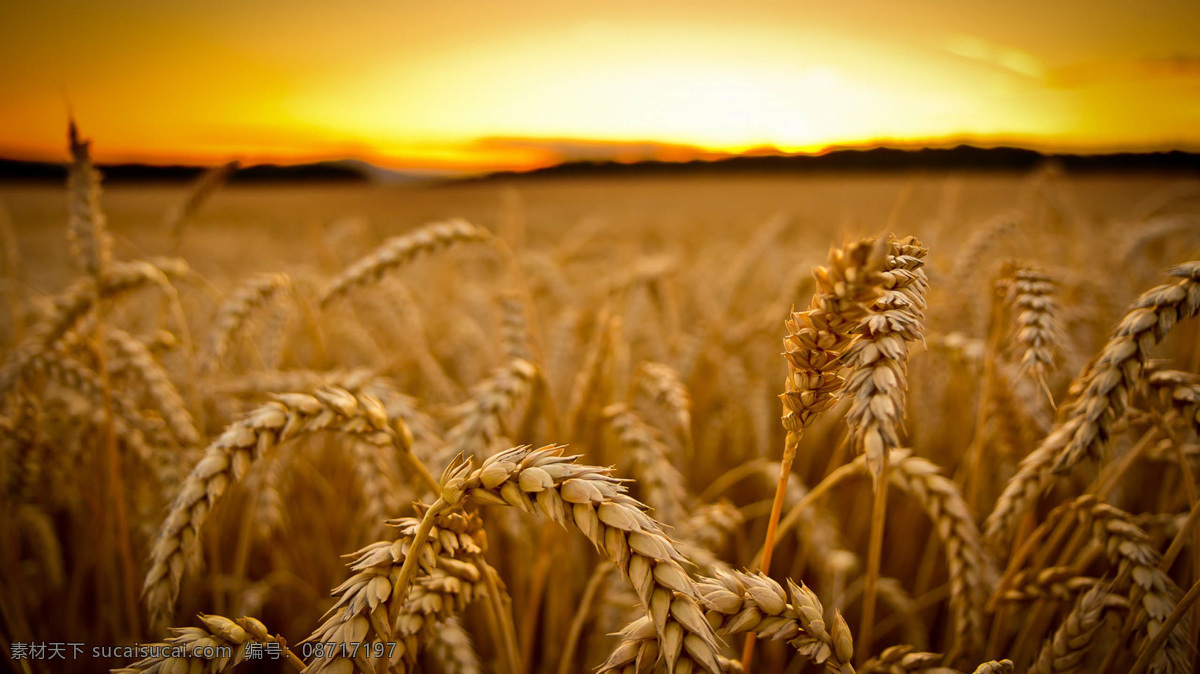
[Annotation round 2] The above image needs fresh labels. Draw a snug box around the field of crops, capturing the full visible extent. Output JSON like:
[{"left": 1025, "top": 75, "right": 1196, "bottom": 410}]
[{"left": 2, "top": 134, "right": 1200, "bottom": 673}]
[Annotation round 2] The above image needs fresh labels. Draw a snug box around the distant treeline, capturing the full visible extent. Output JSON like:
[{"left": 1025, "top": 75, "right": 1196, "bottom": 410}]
[
  {"left": 0, "top": 159, "right": 367, "bottom": 183},
  {"left": 3, "top": 145, "right": 1199, "bottom": 183},
  {"left": 482, "top": 146, "right": 1200, "bottom": 181}
]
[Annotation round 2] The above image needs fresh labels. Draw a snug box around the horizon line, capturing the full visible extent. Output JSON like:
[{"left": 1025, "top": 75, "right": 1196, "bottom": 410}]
[{"left": 2, "top": 134, "right": 1200, "bottom": 176}]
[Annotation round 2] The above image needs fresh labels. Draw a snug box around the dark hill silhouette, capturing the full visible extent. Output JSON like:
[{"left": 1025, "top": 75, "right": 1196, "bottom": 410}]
[
  {"left": 0, "top": 159, "right": 368, "bottom": 183},
  {"left": 2, "top": 145, "right": 1199, "bottom": 184},
  {"left": 474, "top": 146, "right": 1200, "bottom": 182}
]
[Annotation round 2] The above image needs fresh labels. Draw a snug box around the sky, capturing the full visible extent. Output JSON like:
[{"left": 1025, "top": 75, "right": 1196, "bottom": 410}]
[{"left": 1, "top": 0, "right": 1198, "bottom": 172}]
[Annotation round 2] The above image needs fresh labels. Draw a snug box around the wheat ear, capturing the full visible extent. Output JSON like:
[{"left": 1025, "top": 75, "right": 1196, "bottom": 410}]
[
  {"left": 319, "top": 219, "right": 492, "bottom": 306},
  {"left": 67, "top": 120, "right": 112, "bottom": 278},
  {"left": 432, "top": 444, "right": 725, "bottom": 673},
  {"left": 143, "top": 387, "right": 404, "bottom": 628},
  {"left": 166, "top": 159, "right": 239, "bottom": 254},
  {"left": 1002, "top": 264, "right": 1062, "bottom": 395},
  {"left": 107, "top": 327, "right": 198, "bottom": 446},
  {"left": 1080, "top": 499, "right": 1189, "bottom": 673},
  {"left": 302, "top": 511, "right": 487, "bottom": 673},
  {"left": 1028, "top": 584, "right": 1110, "bottom": 674},
  {"left": 201, "top": 273, "right": 291, "bottom": 375},
  {"left": 985, "top": 261, "right": 1200, "bottom": 550},
  {"left": 0, "top": 258, "right": 188, "bottom": 396},
  {"left": 603, "top": 403, "right": 687, "bottom": 527},
  {"left": 111, "top": 614, "right": 303, "bottom": 673},
  {"left": 439, "top": 358, "right": 539, "bottom": 466}
]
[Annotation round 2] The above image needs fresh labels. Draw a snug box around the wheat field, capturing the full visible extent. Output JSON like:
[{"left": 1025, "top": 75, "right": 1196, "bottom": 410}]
[{"left": 2, "top": 131, "right": 1200, "bottom": 674}]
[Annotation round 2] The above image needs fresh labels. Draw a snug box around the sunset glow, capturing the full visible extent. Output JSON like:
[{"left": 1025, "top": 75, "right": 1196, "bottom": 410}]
[{"left": 1, "top": 1, "right": 1198, "bottom": 172}]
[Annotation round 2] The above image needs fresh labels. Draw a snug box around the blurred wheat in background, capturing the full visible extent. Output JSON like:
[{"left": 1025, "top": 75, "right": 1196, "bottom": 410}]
[{"left": 1, "top": 119, "right": 1199, "bottom": 674}]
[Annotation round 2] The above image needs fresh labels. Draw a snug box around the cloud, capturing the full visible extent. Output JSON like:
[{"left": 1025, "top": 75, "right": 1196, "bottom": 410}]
[{"left": 944, "top": 34, "right": 1045, "bottom": 79}]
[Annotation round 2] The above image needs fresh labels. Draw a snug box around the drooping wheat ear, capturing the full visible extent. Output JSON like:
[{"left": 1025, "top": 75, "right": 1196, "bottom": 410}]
[
  {"left": 111, "top": 614, "right": 302, "bottom": 673},
  {"left": 67, "top": 121, "right": 113, "bottom": 278},
  {"left": 1002, "top": 263, "right": 1062, "bottom": 390},
  {"left": 679, "top": 501, "right": 743, "bottom": 554},
  {"left": 841, "top": 235, "right": 929, "bottom": 476},
  {"left": 985, "top": 261, "right": 1200, "bottom": 549},
  {"left": 781, "top": 237, "right": 888, "bottom": 439},
  {"left": 27, "top": 351, "right": 170, "bottom": 447},
  {"left": 437, "top": 445, "right": 724, "bottom": 673},
  {"left": 859, "top": 644, "right": 944, "bottom": 673},
  {"left": 633, "top": 360, "right": 693, "bottom": 443},
  {"left": 970, "top": 661, "right": 1015, "bottom": 674},
  {"left": 2, "top": 391, "right": 42, "bottom": 502},
  {"left": 438, "top": 358, "right": 539, "bottom": 467},
  {"left": 1028, "top": 584, "right": 1111, "bottom": 674},
  {"left": 202, "top": 273, "right": 292, "bottom": 375},
  {"left": 813, "top": 449, "right": 992, "bottom": 657},
  {"left": 349, "top": 440, "right": 406, "bottom": 530},
  {"left": 166, "top": 159, "right": 239, "bottom": 254},
  {"left": 1051, "top": 261, "right": 1200, "bottom": 472},
  {"left": 12, "top": 504, "right": 65, "bottom": 595},
  {"left": 0, "top": 258, "right": 187, "bottom": 396},
  {"left": 603, "top": 403, "right": 686, "bottom": 527},
  {"left": 424, "top": 617, "right": 482, "bottom": 674},
  {"left": 693, "top": 571, "right": 854, "bottom": 673},
  {"left": 107, "top": 327, "right": 198, "bottom": 446},
  {"left": 143, "top": 387, "right": 403, "bottom": 628},
  {"left": 1146, "top": 369, "right": 1200, "bottom": 434},
  {"left": 999, "top": 566, "right": 1099, "bottom": 603},
  {"left": 360, "top": 378, "right": 447, "bottom": 470},
  {"left": 1078, "top": 499, "right": 1189, "bottom": 673},
  {"left": 880, "top": 449, "right": 993, "bottom": 656},
  {"left": 500, "top": 292, "right": 534, "bottom": 361},
  {"left": 319, "top": 219, "right": 493, "bottom": 306},
  {"left": 302, "top": 511, "right": 487, "bottom": 674}
]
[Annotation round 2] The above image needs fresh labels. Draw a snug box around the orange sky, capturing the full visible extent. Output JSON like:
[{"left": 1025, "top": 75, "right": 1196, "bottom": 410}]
[{"left": 1, "top": 1, "right": 1198, "bottom": 172}]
